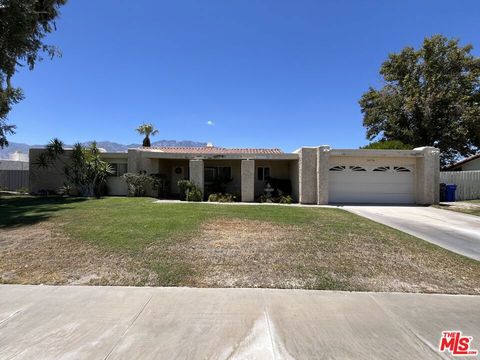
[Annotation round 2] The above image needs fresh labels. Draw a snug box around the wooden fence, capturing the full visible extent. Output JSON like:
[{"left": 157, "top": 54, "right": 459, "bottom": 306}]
[
  {"left": 440, "top": 171, "right": 480, "bottom": 201},
  {"left": 0, "top": 170, "right": 29, "bottom": 191}
]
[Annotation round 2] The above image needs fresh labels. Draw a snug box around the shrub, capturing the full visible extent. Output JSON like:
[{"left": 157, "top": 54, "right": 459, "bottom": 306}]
[
  {"left": 208, "top": 193, "right": 219, "bottom": 202},
  {"left": 122, "top": 173, "right": 169, "bottom": 198},
  {"left": 123, "top": 172, "right": 152, "bottom": 197},
  {"left": 177, "top": 179, "right": 195, "bottom": 199},
  {"left": 186, "top": 187, "right": 203, "bottom": 202},
  {"left": 278, "top": 195, "right": 293, "bottom": 204},
  {"left": 208, "top": 193, "right": 236, "bottom": 202},
  {"left": 260, "top": 194, "right": 274, "bottom": 203},
  {"left": 177, "top": 179, "right": 203, "bottom": 201},
  {"left": 220, "top": 193, "right": 236, "bottom": 202},
  {"left": 36, "top": 139, "right": 113, "bottom": 197},
  {"left": 259, "top": 194, "right": 293, "bottom": 204}
]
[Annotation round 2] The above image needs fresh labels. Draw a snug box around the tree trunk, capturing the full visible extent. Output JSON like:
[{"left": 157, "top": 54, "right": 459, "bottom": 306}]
[{"left": 143, "top": 136, "right": 151, "bottom": 147}]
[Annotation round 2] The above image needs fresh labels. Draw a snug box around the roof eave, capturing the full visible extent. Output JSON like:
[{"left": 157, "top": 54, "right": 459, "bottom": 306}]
[{"left": 443, "top": 153, "right": 480, "bottom": 171}]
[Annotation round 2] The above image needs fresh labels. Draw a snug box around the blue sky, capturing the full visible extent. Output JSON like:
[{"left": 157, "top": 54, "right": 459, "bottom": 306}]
[{"left": 7, "top": 0, "right": 480, "bottom": 151}]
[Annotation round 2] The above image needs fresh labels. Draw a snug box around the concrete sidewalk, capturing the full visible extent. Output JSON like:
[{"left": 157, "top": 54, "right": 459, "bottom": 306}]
[
  {"left": 0, "top": 286, "right": 478, "bottom": 359},
  {"left": 343, "top": 205, "right": 480, "bottom": 261}
]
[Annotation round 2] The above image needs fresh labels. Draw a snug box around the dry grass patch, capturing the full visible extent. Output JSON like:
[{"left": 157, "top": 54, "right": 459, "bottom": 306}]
[
  {"left": 165, "top": 218, "right": 310, "bottom": 288},
  {"left": 435, "top": 201, "right": 480, "bottom": 217},
  {"left": 0, "top": 222, "right": 155, "bottom": 286},
  {"left": 298, "top": 225, "right": 480, "bottom": 294},
  {"left": 157, "top": 218, "right": 480, "bottom": 294},
  {"left": 1, "top": 196, "right": 480, "bottom": 294}
]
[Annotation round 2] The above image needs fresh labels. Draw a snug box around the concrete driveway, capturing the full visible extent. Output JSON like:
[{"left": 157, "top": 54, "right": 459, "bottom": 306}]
[
  {"left": 0, "top": 285, "right": 479, "bottom": 359},
  {"left": 343, "top": 205, "right": 480, "bottom": 261}
]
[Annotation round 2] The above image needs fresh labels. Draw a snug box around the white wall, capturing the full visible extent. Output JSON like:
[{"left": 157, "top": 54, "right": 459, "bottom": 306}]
[{"left": 106, "top": 177, "right": 128, "bottom": 196}]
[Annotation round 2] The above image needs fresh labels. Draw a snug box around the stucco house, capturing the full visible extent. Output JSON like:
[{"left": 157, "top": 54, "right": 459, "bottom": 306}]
[
  {"left": 29, "top": 145, "right": 440, "bottom": 205},
  {"left": 443, "top": 153, "right": 480, "bottom": 171}
]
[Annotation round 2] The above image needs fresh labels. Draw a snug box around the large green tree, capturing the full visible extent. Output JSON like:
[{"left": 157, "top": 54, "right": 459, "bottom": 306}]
[
  {"left": 0, "top": 0, "right": 67, "bottom": 148},
  {"left": 361, "top": 140, "right": 412, "bottom": 150},
  {"left": 359, "top": 35, "right": 480, "bottom": 165}
]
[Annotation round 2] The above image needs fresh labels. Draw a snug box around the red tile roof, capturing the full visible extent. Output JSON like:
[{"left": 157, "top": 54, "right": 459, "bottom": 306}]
[{"left": 142, "top": 146, "right": 283, "bottom": 155}]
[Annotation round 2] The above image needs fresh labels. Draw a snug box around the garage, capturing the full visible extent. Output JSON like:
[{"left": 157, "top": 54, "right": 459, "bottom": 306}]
[{"left": 328, "top": 164, "right": 415, "bottom": 204}]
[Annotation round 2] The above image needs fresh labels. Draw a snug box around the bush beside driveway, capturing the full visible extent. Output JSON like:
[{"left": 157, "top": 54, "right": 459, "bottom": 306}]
[{"left": 1, "top": 196, "right": 480, "bottom": 294}]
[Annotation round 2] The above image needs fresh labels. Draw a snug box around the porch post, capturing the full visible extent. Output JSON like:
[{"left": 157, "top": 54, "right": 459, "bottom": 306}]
[
  {"left": 241, "top": 159, "right": 255, "bottom": 202},
  {"left": 298, "top": 147, "right": 317, "bottom": 204},
  {"left": 317, "top": 145, "right": 330, "bottom": 204},
  {"left": 189, "top": 159, "right": 204, "bottom": 195}
]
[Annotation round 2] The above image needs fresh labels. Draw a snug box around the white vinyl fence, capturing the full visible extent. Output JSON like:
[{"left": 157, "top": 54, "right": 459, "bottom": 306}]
[
  {"left": 0, "top": 170, "right": 29, "bottom": 191},
  {"left": 440, "top": 171, "right": 480, "bottom": 201}
]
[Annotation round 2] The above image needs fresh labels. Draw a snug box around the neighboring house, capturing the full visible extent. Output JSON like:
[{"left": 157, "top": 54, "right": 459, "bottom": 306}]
[
  {"left": 442, "top": 153, "right": 480, "bottom": 171},
  {"left": 0, "top": 159, "right": 29, "bottom": 171},
  {"left": 5, "top": 150, "right": 29, "bottom": 162},
  {"left": 29, "top": 145, "right": 440, "bottom": 205}
]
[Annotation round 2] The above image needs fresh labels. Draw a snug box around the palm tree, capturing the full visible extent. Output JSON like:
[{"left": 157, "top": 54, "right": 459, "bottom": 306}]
[{"left": 136, "top": 123, "right": 159, "bottom": 147}]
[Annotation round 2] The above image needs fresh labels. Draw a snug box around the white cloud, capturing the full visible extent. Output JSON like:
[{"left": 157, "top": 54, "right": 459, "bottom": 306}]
[{"left": 206, "top": 120, "right": 215, "bottom": 126}]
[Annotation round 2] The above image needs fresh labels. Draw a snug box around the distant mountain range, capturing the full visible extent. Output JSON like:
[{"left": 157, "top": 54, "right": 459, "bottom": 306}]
[{"left": 0, "top": 140, "right": 208, "bottom": 159}]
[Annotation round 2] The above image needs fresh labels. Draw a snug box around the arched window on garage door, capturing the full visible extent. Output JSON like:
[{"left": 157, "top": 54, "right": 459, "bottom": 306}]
[
  {"left": 373, "top": 166, "right": 390, "bottom": 172},
  {"left": 329, "top": 166, "right": 346, "bottom": 171},
  {"left": 394, "top": 166, "right": 411, "bottom": 172},
  {"left": 349, "top": 166, "right": 367, "bottom": 172}
]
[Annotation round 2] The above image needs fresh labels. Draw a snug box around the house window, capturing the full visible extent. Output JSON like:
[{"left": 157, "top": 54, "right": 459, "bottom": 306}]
[
  {"left": 109, "top": 163, "right": 127, "bottom": 177},
  {"left": 257, "top": 167, "right": 270, "bottom": 181},
  {"left": 204, "top": 167, "right": 216, "bottom": 183},
  {"left": 204, "top": 167, "right": 232, "bottom": 183}
]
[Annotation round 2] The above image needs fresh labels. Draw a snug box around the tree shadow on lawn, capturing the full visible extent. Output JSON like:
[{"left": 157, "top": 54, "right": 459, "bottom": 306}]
[{"left": 0, "top": 196, "right": 87, "bottom": 229}]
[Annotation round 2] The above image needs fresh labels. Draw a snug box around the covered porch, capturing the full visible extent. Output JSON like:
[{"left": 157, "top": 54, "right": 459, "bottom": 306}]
[
  {"left": 131, "top": 149, "right": 299, "bottom": 202},
  {"left": 188, "top": 158, "right": 299, "bottom": 202}
]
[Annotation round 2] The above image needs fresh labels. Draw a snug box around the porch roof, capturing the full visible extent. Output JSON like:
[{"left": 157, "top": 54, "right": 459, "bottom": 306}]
[{"left": 140, "top": 146, "right": 284, "bottom": 155}]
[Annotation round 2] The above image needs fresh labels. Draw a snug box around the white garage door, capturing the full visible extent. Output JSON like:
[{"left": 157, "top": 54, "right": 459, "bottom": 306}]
[{"left": 328, "top": 164, "right": 415, "bottom": 204}]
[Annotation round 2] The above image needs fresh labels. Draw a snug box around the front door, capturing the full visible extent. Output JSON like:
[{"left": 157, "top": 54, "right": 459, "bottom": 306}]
[{"left": 171, "top": 165, "right": 186, "bottom": 195}]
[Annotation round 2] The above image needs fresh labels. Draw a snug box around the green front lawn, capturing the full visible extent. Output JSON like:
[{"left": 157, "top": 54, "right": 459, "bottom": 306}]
[{"left": 1, "top": 195, "right": 479, "bottom": 294}]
